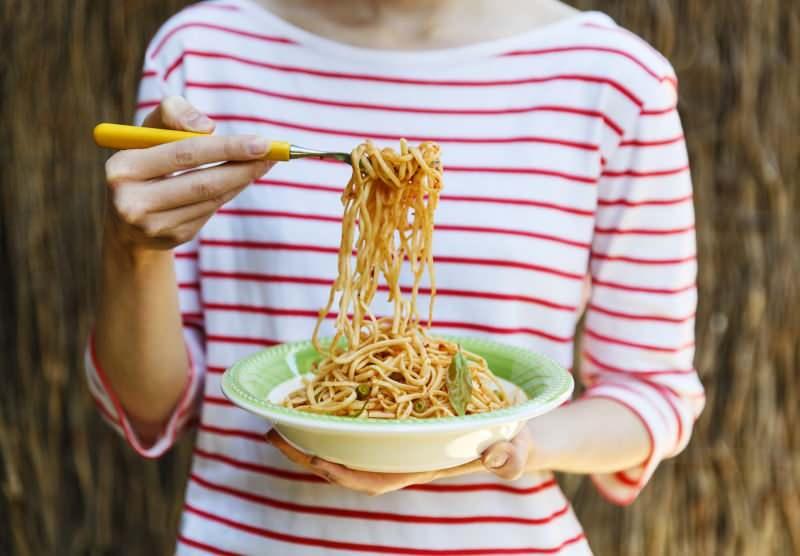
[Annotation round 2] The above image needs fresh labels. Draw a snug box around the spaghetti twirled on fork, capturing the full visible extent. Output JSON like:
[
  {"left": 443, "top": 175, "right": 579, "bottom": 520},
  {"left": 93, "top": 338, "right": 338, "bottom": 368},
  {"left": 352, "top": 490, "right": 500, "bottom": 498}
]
[{"left": 282, "top": 140, "right": 512, "bottom": 418}]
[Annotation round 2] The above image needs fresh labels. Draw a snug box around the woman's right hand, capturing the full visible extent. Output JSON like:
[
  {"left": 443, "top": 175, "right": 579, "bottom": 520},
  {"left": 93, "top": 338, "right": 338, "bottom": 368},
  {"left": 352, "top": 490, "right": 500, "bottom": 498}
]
[{"left": 104, "top": 96, "right": 274, "bottom": 252}]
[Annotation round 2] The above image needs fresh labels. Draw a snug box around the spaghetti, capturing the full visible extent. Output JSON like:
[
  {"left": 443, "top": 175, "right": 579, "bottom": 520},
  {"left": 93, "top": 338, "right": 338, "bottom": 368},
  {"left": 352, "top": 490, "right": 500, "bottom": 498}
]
[{"left": 283, "top": 140, "right": 513, "bottom": 418}]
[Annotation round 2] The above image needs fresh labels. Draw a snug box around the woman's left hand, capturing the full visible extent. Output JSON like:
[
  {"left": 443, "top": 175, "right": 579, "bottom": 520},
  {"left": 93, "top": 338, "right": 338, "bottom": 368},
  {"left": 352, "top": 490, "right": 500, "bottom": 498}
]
[{"left": 266, "top": 426, "right": 534, "bottom": 495}]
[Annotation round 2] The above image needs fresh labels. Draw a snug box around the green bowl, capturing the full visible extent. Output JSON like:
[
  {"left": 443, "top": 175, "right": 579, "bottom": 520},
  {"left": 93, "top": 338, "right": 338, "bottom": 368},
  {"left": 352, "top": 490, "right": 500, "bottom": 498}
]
[{"left": 222, "top": 335, "right": 573, "bottom": 472}]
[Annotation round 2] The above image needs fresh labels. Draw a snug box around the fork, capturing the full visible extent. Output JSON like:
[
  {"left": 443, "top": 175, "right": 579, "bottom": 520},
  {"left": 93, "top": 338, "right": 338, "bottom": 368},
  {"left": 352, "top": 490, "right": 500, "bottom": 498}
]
[{"left": 93, "top": 123, "right": 353, "bottom": 164}]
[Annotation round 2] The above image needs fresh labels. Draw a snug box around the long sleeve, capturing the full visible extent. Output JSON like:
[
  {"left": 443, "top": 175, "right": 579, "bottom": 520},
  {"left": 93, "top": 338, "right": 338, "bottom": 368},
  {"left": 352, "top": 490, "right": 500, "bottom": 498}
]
[
  {"left": 84, "top": 241, "right": 206, "bottom": 458},
  {"left": 84, "top": 33, "right": 207, "bottom": 458},
  {"left": 581, "top": 79, "right": 705, "bottom": 505}
]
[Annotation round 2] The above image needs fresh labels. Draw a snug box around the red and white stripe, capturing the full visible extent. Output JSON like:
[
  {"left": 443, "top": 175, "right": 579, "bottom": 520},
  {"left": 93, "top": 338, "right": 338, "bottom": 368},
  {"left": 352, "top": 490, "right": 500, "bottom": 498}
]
[{"left": 85, "top": 1, "right": 704, "bottom": 553}]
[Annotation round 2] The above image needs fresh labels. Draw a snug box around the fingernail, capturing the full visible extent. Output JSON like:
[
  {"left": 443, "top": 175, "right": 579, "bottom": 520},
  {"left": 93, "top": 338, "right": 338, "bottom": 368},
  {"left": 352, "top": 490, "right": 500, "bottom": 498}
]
[
  {"left": 486, "top": 453, "right": 509, "bottom": 469},
  {"left": 248, "top": 137, "right": 269, "bottom": 155},
  {"left": 185, "top": 111, "right": 213, "bottom": 131}
]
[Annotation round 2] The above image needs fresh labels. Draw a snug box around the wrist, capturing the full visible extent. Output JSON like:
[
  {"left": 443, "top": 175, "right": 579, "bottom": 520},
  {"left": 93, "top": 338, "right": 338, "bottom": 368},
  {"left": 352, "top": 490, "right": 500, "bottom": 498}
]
[{"left": 102, "top": 215, "right": 171, "bottom": 270}]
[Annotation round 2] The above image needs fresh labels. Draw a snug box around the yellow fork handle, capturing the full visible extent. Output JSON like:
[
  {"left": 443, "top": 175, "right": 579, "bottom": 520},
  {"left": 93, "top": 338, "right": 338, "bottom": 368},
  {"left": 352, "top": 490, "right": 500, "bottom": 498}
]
[{"left": 92, "top": 123, "right": 291, "bottom": 161}]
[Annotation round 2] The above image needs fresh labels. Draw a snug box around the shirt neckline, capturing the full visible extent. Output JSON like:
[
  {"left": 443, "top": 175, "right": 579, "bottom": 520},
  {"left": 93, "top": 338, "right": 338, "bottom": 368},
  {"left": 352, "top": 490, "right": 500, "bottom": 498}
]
[{"left": 235, "top": 0, "right": 615, "bottom": 66}]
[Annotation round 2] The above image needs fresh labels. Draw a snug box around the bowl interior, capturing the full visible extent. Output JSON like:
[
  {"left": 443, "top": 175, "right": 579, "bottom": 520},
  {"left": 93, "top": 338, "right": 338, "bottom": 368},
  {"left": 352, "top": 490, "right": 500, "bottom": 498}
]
[{"left": 221, "top": 336, "right": 574, "bottom": 430}]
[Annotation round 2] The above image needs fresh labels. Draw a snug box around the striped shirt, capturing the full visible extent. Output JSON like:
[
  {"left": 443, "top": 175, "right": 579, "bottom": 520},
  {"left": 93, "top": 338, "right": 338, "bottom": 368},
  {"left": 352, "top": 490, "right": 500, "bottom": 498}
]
[{"left": 85, "top": 1, "right": 705, "bottom": 554}]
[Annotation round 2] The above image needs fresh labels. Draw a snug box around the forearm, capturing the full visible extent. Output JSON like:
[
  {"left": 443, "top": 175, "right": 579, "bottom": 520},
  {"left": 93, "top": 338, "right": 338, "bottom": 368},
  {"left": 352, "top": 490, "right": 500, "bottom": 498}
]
[
  {"left": 527, "top": 397, "right": 651, "bottom": 474},
  {"left": 93, "top": 218, "right": 189, "bottom": 439},
  {"left": 89, "top": 99, "right": 274, "bottom": 444}
]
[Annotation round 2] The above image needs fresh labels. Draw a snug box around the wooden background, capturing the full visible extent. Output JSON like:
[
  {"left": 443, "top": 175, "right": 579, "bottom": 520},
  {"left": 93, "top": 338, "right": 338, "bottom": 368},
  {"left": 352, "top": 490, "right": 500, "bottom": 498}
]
[{"left": 1, "top": 1, "right": 798, "bottom": 554}]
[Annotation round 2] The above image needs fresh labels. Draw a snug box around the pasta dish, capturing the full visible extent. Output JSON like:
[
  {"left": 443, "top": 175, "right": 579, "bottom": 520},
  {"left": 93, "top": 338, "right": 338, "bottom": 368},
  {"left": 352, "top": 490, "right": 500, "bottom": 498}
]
[{"left": 282, "top": 140, "right": 513, "bottom": 418}]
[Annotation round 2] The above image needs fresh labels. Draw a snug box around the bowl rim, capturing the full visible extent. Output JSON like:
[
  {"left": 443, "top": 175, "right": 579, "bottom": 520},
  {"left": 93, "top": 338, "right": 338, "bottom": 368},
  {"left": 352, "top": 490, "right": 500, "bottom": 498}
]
[{"left": 220, "top": 335, "right": 574, "bottom": 435}]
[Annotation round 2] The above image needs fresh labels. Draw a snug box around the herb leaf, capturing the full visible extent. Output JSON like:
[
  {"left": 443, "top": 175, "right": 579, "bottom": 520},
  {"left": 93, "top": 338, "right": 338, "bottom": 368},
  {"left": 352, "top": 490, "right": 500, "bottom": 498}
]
[{"left": 447, "top": 345, "right": 472, "bottom": 416}]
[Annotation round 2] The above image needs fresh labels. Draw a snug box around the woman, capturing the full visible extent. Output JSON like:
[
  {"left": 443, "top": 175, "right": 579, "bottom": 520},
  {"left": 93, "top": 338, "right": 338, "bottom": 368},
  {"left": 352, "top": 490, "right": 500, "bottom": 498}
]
[{"left": 87, "top": 0, "right": 705, "bottom": 553}]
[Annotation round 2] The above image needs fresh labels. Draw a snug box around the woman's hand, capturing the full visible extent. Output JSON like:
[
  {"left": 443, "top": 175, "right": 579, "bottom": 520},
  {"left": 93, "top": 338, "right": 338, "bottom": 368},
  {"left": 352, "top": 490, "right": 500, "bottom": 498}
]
[
  {"left": 480, "top": 426, "right": 535, "bottom": 480},
  {"left": 266, "top": 428, "right": 534, "bottom": 495},
  {"left": 93, "top": 96, "right": 276, "bottom": 434},
  {"left": 104, "top": 96, "right": 274, "bottom": 252},
  {"left": 267, "top": 398, "right": 654, "bottom": 496}
]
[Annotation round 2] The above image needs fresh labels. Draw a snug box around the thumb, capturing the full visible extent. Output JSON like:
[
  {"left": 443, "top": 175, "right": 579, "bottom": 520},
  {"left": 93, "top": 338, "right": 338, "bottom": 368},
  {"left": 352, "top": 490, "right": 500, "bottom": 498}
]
[
  {"left": 481, "top": 434, "right": 530, "bottom": 480},
  {"left": 142, "top": 95, "right": 215, "bottom": 133}
]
